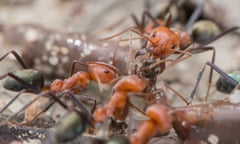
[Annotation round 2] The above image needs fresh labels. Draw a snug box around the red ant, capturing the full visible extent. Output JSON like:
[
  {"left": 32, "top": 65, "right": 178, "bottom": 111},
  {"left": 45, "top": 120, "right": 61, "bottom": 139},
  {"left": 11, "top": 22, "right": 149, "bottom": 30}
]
[
  {"left": 45, "top": 62, "right": 240, "bottom": 144},
  {"left": 50, "top": 60, "right": 120, "bottom": 93},
  {"left": 0, "top": 50, "right": 120, "bottom": 123},
  {"left": 101, "top": 11, "right": 239, "bottom": 100}
]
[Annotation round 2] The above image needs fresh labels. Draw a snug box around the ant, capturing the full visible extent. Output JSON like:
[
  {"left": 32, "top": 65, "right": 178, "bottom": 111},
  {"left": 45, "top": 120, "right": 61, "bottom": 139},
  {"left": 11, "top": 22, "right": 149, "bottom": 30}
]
[
  {"left": 101, "top": 11, "right": 239, "bottom": 100},
  {"left": 0, "top": 50, "right": 120, "bottom": 124},
  {"left": 130, "top": 62, "right": 240, "bottom": 144}
]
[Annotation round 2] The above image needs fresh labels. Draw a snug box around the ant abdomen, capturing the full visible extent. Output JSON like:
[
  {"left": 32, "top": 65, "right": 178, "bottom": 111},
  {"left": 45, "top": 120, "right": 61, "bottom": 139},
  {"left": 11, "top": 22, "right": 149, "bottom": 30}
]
[
  {"left": 55, "top": 111, "right": 89, "bottom": 142},
  {"left": 3, "top": 69, "right": 44, "bottom": 93},
  {"left": 216, "top": 71, "right": 240, "bottom": 94}
]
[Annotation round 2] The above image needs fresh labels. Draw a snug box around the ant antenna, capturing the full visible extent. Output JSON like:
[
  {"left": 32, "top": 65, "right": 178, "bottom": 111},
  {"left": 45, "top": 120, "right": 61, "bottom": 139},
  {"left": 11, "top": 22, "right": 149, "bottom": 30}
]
[{"left": 69, "top": 60, "right": 88, "bottom": 76}]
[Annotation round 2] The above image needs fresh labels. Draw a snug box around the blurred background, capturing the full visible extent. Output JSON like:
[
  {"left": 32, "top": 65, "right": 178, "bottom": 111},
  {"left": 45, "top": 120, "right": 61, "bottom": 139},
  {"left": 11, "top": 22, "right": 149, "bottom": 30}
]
[{"left": 0, "top": 0, "right": 239, "bottom": 143}]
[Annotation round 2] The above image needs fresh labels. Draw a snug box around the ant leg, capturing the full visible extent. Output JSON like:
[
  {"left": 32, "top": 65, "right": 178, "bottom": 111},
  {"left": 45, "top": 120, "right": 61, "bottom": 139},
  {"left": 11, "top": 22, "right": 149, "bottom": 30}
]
[
  {"left": 163, "top": 83, "right": 190, "bottom": 105},
  {"left": 47, "top": 92, "right": 92, "bottom": 119},
  {"left": 0, "top": 71, "right": 42, "bottom": 114},
  {"left": 130, "top": 103, "right": 145, "bottom": 116},
  {"left": 76, "top": 94, "right": 97, "bottom": 113},
  {"left": 165, "top": 49, "right": 192, "bottom": 70},
  {"left": 0, "top": 89, "right": 26, "bottom": 113},
  {"left": 30, "top": 92, "right": 96, "bottom": 123},
  {"left": 47, "top": 92, "right": 69, "bottom": 110},
  {"left": 189, "top": 62, "right": 238, "bottom": 103},
  {"left": 29, "top": 99, "right": 56, "bottom": 122},
  {"left": 141, "top": 59, "right": 174, "bottom": 73},
  {"left": 0, "top": 50, "right": 28, "bottom": 69},
  {"left": 64, "top": 91, "right": 90, "bottom": 115},
  {"left": 185, "top": 0, "right": 206, "bottom": 33},
  {"left": 190, "top": 46, "right": 216, "bottom": 100},
  {"left": 201, "top": 26, "right": 239, "bottom": 46},
  {"left": 8, "top": 92, "right": 45, "bottom": 121},
  {"left": 22, "top": 91, "right": 70, "bottom": 123},
  {"left": 172, "top": 46, "right": 216, "bottom": 100}
]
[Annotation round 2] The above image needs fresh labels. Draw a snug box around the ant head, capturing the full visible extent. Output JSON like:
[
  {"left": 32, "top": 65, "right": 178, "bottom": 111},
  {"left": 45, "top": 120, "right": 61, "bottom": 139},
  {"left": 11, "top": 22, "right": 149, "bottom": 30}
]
[
  {"left": 147, "top": 27, "right": 180, "bottom": 58},
  {"left": 87, "top": 62, "right": 120, "bottom": 84}
]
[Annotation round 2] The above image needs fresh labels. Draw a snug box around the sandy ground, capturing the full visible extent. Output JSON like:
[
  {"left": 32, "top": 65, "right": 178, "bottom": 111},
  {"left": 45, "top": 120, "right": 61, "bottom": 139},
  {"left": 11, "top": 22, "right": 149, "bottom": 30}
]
[{"left": 0, "top": 0, "right": 239, "bottom": 143}]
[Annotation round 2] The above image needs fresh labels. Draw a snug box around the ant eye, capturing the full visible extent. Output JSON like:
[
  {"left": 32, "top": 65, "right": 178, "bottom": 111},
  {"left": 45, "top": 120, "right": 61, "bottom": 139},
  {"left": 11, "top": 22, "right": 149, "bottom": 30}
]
[
  {"left": 151, "top": 32, "right": 157, "bottom": 38},
  {"left": 171, "top": 44, "right": 176, "bottom": 49},
  {"left": 104, "top": 69, "right": 110, "bottom": 74}
]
